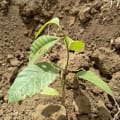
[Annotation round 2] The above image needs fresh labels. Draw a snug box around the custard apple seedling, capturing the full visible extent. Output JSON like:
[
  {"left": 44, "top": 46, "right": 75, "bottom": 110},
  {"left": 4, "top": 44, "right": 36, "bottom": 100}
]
[{"left": 9, "top": 18, "right": 113, "bottom": 109}]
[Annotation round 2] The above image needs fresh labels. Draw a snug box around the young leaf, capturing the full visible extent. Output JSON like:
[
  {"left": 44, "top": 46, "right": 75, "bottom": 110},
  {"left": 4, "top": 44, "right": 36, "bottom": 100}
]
[
  {"left": 29, "top": 35, "right": 58, "bottom": 64},
  {"left": 69, "top": 41, "right": 85, "bottom": 52},
  {"left": 8, "top": 62, "right": 59, "bottom": 103},
  {"left": 64, "top": 36, "right": 73, "bottom": 46},
  {"left": 41, "top": 87, "right": 59, "bottom": 96},
  {"left": 76, "top": 70, "right": 113, "bottom": 96},
  {"left": 35, "top": 17, "right": 60, "bottom": 39},
  {"left": 64, "top": 36, "right": 85, "bottom": 52}
]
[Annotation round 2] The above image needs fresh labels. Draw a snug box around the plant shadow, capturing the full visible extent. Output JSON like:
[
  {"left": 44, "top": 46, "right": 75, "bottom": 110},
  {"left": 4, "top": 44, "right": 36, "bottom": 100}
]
[{"left": 41, "top": 104, "right": 66, "bottom": 120}]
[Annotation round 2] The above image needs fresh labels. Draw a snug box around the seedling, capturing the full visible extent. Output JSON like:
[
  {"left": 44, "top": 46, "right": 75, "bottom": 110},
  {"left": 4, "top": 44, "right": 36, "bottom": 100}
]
[{"left": 8, "top": 17, "right": 118, "bottom": 118}]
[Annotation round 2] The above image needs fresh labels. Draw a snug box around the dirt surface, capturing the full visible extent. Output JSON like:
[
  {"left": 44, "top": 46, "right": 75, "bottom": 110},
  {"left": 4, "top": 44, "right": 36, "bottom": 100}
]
[{"left": 0, "top": 0, "right": 120, "bottom": 120}]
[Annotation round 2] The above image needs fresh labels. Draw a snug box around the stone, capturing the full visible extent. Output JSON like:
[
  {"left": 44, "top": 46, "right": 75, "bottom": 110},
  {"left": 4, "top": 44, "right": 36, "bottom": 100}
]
[
  {"left": 10, "top": 58, "right": 20, "bottom": 66},
  {"left": 32, "top": 104, "right": 66, "bottom": 120}
]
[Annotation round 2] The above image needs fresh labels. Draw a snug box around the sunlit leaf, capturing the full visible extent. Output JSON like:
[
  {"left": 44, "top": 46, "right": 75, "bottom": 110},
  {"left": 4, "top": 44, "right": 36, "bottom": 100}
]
[
  {"left": 8, "top": 62, "right": 59, "bottom": 102},
  {"left": 64, "top": 36, "right": 73, "bottom": 46},
  {"left": 76, "top": 70, "right": 113, "bottom": 96},
  {"left": 29, "top": 35, "right": 58, "bottom": 64},
  {"left": 64, "top": 36, "right": 85, "bottom": 52},
  {"left": 35, "top": 17, "right": 60, "bottom": 39},
  {"left": 41, "top": 87, "right": 59, "bottom": 96},
  {"left": 69, "top": 41, "right": 85, "bottom": 52}
]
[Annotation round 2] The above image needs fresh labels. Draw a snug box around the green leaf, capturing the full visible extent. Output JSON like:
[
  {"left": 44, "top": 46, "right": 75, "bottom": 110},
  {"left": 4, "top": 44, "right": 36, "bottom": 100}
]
[
  {"left": 64, "top": 36, "right": 85, "bottom": 52},
  {"left": 64, "top": 36, "right": 73, "bottom": 46},
  {"left": 8, "top": 62, "right": 59, "bottom": 103},
  {"left": 69, "top": 41, "right": 85, "bottom": 52},
  {"left": 29, "top": 35, "right": 58, "bottom": 64},
  {"left": 35, "top": 17, "right": 60, "bottom": 39},
  {"left": 41, "top": 87, "right": 59, "bottom": 96},
  {"left": 76, "top": 70, "right": 113, "bottom": 96}
]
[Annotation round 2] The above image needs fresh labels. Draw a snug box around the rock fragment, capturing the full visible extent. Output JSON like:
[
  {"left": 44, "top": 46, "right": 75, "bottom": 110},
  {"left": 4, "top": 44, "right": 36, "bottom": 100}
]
[{"left": 10, "top": 58, "right": 20, "bottom": 66}]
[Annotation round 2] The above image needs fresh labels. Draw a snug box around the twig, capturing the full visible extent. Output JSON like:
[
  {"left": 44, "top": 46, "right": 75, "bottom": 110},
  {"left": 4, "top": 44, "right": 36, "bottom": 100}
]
[
  {"left": 110, "top": 0, "right": 113, "bottom": 8},
  {"left": 113, "top": 96, "right": 120, "bottom": 120},
  {"left": 117, "top": 0, "right": 120, "bottom": 6},
  {"left": 110, "top": 0, "right": 120, "bottom": 7}
]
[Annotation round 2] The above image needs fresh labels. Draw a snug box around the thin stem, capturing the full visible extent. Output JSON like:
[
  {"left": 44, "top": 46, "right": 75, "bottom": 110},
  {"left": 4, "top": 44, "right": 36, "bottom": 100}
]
[
  {"left": 57, "top": 26, "right": 69, "bottom": 120},
  {"left": 58, "top": 27, "right": 69, "bottom": 105},
  {"left": 61, "top": 69, "right": 66, "bottom": 105},
  {"left": 60, "top": 37, "right": 69, "bottom": 120},
  {"left": 64, "top": 37, "right": 69, "bottom": 74},
  {"left": 61, "top": 37, "right": 69, "bottom": 104}
]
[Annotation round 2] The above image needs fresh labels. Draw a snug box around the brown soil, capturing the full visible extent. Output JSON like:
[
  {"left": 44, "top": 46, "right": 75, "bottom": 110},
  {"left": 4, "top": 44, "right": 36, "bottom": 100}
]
[{"left": 0, "top": 0, "right": 120, "bottom": 120}]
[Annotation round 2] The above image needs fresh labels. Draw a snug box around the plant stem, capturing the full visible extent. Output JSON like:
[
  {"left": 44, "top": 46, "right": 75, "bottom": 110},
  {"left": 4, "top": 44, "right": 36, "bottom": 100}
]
[
  {"left": 61, "top": 37, "right": 69, "bottom": 106},
  {"left": 58, "top": 27, "right": 69, "bottom": 120},
  {"left": 61, "top": 69, "right": 66, "bottom": 105},
  {"left": 58, "top": 27, "right": 69, "bottom": 103}
]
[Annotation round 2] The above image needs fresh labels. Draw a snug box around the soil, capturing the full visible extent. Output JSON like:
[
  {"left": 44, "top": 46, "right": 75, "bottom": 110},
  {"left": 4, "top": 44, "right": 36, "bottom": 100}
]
[{"left": 0, "top": 0, "right": 120, "bottom": 120}]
